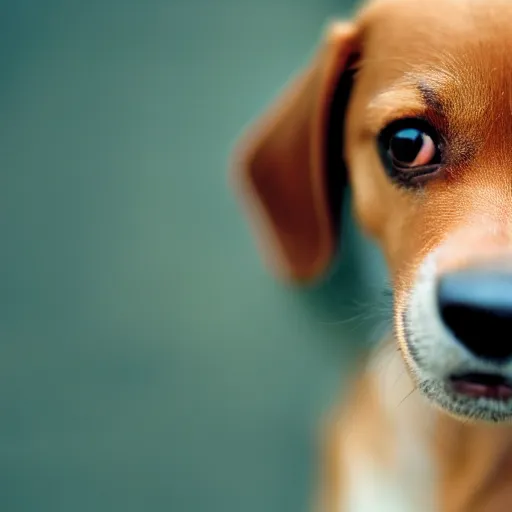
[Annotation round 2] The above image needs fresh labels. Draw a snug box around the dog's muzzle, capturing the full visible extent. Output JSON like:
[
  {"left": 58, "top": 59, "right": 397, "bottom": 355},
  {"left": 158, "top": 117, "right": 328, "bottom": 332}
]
[{"left": 436, "top": 266, "right": 512, "bottom": 400}]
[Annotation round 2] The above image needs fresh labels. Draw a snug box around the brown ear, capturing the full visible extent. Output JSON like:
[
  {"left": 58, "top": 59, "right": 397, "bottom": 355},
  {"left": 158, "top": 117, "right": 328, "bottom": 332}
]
[{"left": 233, "top": 22, "right": 359, "bottom": 283}]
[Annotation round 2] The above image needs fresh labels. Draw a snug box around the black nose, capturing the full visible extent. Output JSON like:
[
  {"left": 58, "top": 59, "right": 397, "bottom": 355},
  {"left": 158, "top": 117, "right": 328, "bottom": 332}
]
[{"left": 437, "top": 270, "right": 512, "bottom": 362}]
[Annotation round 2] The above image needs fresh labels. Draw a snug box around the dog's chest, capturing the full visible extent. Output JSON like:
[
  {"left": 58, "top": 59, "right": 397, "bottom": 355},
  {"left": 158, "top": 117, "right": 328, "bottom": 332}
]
[
  {"left": 342, "top": 428, "right": 434, "bottom": 512},
  {"left": 339, "top": 346, "right": 437, "bottom": 512}
]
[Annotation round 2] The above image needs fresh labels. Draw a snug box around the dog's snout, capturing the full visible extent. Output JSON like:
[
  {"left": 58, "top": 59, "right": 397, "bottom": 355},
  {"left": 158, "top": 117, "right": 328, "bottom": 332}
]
[{"left": 437, "top": 270, "right": 512, "bottom": 362}]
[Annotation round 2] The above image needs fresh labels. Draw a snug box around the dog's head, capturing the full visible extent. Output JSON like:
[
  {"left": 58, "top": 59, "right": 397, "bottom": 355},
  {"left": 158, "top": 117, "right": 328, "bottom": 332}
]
[{"left": 233, "top": 0, "right": 512, "bottom": 423}]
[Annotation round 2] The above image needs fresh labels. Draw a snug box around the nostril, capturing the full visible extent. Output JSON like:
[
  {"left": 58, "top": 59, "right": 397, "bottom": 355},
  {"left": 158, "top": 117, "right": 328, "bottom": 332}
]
[
  {"left": 440, "top": 303, "right": 507, "bottom": 359},
  {"left": 437, "top": 271, "right": 512, "bottom": 362}
]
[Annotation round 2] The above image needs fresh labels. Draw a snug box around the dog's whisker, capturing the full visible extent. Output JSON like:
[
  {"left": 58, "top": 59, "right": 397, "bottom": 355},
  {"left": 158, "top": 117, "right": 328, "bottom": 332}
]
[
  {"left": 392, "top": 367, "right": 408, "bottom": 390},
  {"left": 398, "top": 388, "right": 416, "bottom": 407},
  {"left": 319, "top": 309, "right": 377, "bottom": 327}
]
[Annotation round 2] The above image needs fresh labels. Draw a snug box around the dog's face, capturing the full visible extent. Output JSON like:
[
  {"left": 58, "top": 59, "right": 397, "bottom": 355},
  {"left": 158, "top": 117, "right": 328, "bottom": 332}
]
[
  {"left": 346, "top": 0, "right": 512, "bottom": 422},
  {"left": 235, "top": 0, "right": 512, "bottom": 422}
]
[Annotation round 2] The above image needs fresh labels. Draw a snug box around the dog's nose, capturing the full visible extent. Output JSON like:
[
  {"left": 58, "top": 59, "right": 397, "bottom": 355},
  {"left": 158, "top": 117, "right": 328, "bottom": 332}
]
[{"left": 437, "top": 270, "right": 512, "bottom": 362}]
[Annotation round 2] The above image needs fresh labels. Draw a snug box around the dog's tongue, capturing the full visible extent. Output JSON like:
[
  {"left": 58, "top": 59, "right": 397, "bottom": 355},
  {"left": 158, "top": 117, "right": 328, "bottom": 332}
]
[{"left": 452, "top": 380, "right": 512, "bottom": 400}]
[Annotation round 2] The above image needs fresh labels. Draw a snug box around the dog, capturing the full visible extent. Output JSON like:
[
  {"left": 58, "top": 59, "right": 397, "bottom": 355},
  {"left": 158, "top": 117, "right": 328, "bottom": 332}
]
[{"left": 232, "top": 0, "right": 512, "bottom": 510}]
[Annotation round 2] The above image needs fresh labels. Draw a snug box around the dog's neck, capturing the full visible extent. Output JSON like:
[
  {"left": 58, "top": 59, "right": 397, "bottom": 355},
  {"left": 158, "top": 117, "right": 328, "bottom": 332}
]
[{"left": 435, "top": 415, "right": 512, "bottom": 512}]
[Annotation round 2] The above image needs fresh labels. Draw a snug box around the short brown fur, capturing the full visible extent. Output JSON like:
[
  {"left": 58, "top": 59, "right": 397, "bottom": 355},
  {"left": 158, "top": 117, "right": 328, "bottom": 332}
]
[{"left": 233, "top": 0, "right": 512, "bottom": 510}]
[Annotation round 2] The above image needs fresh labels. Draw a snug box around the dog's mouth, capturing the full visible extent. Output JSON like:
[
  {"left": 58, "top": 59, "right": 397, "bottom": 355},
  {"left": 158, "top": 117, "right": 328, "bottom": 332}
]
[{"left": 449, "top": 372, "right": 512, "bottom": 400}]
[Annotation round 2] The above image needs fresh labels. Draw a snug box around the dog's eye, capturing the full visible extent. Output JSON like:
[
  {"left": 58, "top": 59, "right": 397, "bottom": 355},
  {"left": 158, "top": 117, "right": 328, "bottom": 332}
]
[
  {"left": 378, "top": 119, "right": 442, "bottom": 184},
  {"left": 389, "top": 128, "right": 436, "bottom": 167}
]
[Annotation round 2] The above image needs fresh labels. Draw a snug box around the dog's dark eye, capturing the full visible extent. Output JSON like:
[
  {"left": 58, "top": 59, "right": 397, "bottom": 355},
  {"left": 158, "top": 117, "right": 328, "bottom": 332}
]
[
  {"left": 389, "top": 129, "right": 435, "bottom": 167},
  {"left": 378, "top": 119, "right": 442, "bottom": 184}
]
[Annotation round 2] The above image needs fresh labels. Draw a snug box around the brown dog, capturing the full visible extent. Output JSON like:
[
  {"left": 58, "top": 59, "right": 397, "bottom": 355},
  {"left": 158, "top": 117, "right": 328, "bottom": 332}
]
[{"left": 233, "top": 0, "right": 512, "bottom": 510}]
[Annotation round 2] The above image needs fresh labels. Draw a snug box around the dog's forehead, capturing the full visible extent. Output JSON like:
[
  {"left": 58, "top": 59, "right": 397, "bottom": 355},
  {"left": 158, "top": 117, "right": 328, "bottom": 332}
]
[
  {"left": 363, "top": 0, "right": 512, "bottom": 26},
  {"left": 361, "top": 0, "right": 512, "bottom": 77},
  {"left": 356, "top": 0, "right": 512, "bottom": 138}
]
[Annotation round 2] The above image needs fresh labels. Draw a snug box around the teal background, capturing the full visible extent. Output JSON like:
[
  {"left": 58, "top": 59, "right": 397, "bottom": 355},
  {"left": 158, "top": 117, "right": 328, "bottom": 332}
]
[{"left": 2, "top": 1, "right": 387, "bottom": 511}]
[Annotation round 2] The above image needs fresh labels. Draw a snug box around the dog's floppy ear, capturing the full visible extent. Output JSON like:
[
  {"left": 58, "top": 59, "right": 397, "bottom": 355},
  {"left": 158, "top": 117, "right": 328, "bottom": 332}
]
[{"left": 233, "top": 22, "right": 360, "bottom": 283}]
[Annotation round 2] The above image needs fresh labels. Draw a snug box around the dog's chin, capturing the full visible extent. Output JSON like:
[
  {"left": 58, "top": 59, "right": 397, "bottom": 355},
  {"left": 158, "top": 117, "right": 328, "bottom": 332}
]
[
  {"left": 402, "top": 330, "right": 512, "bottom": 423},
  {"left": 412, "top": 369, "right": 512, "bottom": 424}
]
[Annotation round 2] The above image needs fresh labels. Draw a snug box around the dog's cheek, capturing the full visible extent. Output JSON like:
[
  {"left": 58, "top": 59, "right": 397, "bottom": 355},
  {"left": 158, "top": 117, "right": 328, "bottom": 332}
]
[
  {"left": 347, "top": 143, "right": 395, "bottom": 238},
  {"left": 346, "top": 141, "right": 429, "bottom": 279}
]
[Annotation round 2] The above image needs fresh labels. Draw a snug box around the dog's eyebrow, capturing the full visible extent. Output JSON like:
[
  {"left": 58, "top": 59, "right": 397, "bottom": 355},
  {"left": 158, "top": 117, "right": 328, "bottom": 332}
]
[
  {"left": 364, "top": 78, "right": 449, "bottom": 134},
  {"left": 364, "top": 86, "right": 427, "bottom": 133},
  {"left": 417, "top": 81, "right": 446, "bottom": 115}
]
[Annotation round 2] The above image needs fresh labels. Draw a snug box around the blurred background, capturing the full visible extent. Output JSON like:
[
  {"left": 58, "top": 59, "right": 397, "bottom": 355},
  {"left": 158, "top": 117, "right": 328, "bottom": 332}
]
[{"left": 2, "top": 0, "right": 389, "bottom": 511}]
